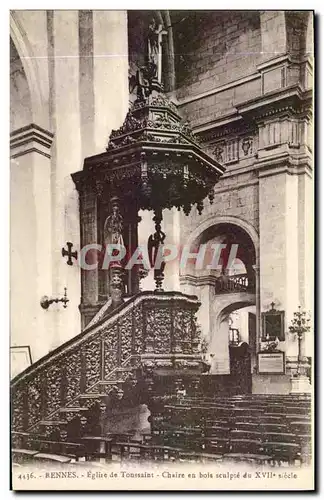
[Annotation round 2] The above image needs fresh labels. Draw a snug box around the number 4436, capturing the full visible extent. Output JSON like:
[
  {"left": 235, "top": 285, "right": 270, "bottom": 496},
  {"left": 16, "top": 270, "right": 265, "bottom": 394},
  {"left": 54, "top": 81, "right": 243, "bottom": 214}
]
[{"left": 17, "top": 472, "right": 35, "bottom": 480}]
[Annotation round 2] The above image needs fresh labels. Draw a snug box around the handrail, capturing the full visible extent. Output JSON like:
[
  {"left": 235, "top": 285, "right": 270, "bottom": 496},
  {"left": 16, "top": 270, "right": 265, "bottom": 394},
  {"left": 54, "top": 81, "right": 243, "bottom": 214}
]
[
  {"left": 11, "top": 291, "right": 199, "bottom": 386},
  {"left": 11, "top": 291, "right": 201, "bottom": 434}
]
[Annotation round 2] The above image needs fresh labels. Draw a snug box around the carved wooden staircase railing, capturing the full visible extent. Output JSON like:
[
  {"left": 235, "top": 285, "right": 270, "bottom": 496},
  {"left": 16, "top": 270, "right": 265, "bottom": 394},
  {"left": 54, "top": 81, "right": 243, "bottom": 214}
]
[{"left": 11, "top": 291, "right": 205, "bottom": 449}]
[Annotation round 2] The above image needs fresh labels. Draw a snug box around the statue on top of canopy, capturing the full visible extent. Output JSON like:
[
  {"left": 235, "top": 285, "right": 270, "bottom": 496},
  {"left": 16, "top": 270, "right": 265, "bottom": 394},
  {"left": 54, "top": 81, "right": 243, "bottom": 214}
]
[{"left": 135, "top": 17, "right": 166, "bottom": 101}]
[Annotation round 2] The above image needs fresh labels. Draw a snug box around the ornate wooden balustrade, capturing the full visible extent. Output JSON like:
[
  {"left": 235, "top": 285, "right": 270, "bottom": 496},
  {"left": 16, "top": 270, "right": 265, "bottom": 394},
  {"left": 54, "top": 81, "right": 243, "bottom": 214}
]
[
  {"left": 11, "top": 291, "right": 205, "bottom": 443},
  {"left": 215, "top": 273, "right": 255, "bottom": 294}
]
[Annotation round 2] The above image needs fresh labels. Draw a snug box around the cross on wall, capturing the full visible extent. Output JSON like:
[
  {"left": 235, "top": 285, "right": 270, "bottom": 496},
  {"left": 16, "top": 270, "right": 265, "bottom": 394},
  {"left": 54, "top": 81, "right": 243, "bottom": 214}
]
[{"left": 62, "top": 242, "right": 78, "bottom": 266}]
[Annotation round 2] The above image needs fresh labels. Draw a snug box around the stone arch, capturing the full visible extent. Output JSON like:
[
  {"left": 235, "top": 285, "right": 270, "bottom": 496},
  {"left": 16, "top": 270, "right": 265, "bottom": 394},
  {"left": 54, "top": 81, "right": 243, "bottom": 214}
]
[
  {"left": 211, "top": 293, "right": 256, "bottom": 343},
  {"left": 180, "top": 216, "right": 258, "bottom": 375},
  {"left": 208, "top": 293, "right": 256, "bottom": 375},
  {"left": 216, "top": 295, "right": 256, "bottom": 325},
  {"left": 180, "top": 215, "right": 259, "bottom": 278},
  {"left": 10, "top": 36, "right": 32, "bottom": 131},
  {"left": 184, "top": 215, "right": 259, "bottom": 252},
  {"left": 10, "top": 12, "right": 45, "bottom": 127}
]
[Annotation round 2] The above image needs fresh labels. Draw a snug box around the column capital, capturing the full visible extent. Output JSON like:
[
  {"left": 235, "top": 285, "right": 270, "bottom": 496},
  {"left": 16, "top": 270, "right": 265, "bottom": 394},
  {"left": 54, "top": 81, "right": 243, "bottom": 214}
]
[{"left": 10, "top": 123, "right": 54, "bottom": 159}]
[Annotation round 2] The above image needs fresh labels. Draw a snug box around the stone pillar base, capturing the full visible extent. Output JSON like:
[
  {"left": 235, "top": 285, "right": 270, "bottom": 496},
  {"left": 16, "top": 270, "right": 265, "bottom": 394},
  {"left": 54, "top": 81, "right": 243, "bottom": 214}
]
[{"left": 290, "top": 375, "right": 312, "bottom": 394}]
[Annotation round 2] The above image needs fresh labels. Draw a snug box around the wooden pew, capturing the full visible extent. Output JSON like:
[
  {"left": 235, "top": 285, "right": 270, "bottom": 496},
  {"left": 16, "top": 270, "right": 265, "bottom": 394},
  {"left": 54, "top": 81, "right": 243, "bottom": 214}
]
[{"left": 262, "top": 442, "right": 301, "bottom": 466}]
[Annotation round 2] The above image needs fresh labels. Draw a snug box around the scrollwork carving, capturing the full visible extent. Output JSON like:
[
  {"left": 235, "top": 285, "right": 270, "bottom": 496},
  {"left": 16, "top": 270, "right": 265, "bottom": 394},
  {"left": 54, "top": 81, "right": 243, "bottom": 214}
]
[
  {"left": 65, "top": 349, "right": 81, "bottom": 403},
  {"left": 84, "top": 339, "right": 101, "bottom": 389},
  {"left": 45, "top": 364, "right": 62, "bottom": 418},
  {"left": 119, "top": 314, "right": 133, "bottom": 362},
  {"left": 149, "top": 307, "right": 172, "bottom": 353},
  {"left": 103, "top": 325, "right": 118, "bottom": 379},
  {"left": 12, "top": 387, "right": 25, "bottom": 431}
]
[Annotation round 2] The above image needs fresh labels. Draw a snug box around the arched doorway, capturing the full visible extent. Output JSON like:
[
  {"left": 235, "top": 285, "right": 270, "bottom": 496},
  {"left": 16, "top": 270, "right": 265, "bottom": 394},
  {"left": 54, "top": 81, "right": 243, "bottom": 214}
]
[{"left": 180, "top": 219, "right": 258, "bottom": 386}]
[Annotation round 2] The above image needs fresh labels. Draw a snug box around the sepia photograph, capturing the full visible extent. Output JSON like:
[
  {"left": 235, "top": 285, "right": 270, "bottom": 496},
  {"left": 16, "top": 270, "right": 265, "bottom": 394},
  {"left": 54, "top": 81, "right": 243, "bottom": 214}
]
[{"left": 9, "top": 8, "right": 314, "bottom": 491}]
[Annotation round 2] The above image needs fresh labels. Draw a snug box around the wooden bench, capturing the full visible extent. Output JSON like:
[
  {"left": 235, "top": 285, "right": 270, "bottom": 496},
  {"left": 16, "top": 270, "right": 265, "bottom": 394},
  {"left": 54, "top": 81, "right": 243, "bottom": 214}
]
[
  {"left": 228, "top": 438, "right": 262, "bottom": 455},
  {"left": 289, "top": 421, "right": 312, "bottom": 434},
  {"left": 262, "top": 442, "right": 301, "bottom": 465},
  {"left": 204, "top": 437, "right": 230, "bottom": 455},
  {"left": 224, "top": 452, "right": 272, "bottom": 465},
  {"left": 230, "top": 430, "right": 263, "bottom": 441},
  {"left": 260, "top": 423, "right": 289, "bottom": 433},
  {"left": 203, "top": 426, "right": 230, "bottom": 438},
  {"left": 177, "top": 450, "right": 223, "bottom": 463},
  {"left": 81, "top": 436, "right": 114, "bottom": 461},
  {"left": 263, "top": 432, "right": 297, "bottom": 444}
]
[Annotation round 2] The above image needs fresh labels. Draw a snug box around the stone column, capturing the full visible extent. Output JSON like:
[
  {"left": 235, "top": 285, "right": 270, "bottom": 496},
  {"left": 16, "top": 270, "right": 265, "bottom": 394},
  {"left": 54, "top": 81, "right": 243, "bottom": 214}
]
[
  {"left": 259, "top": 170, "right": 299, "bottom": 351},
  {"left": 252, "top": 264, "right": 261, "bottom": 361},
  {"left": 92, "top": 10, "right": 129, "bottom": 151},
  {"left": 79, "top": 189, "right": 99, "bottom": 328},
  {"left": 10, "top": 124, "right": 54, "bottom": 363},
  {"left": 257, "top": 108, "right": 313, "bottom": 394},
  {"left": 209, "top": 318, "right": 230, "bottom": 375},
  {"left": 297, "top": 171, "right": 313, "bottom": 358},
  {"left": 49, "top": 10, "right": 82, "bottom": 347}
]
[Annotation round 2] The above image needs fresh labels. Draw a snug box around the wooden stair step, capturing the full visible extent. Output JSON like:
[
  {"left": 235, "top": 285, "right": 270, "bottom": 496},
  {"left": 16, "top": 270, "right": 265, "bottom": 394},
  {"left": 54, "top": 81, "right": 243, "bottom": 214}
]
[
  {"left": 38, "top": 420, "right": 67, "bottom": 426},
  {"left": 79, "top": 394, "right": 107, "bottom": 399},
  {"left": 30, "top": 438, "right": 85, "bottom": 448},
  {"left": 114, "top": 367, "right": 135, "bottom": 372},
  {"left": 98, "top": 380, "right": 126, "bottom": 385},
  {"left": 12, "top": 448, "right": 39, "bottom": 457},
  {"left": 34, "top": 452, "right": 72, "bottom": 463},
  {"left": 59, "top": 407, "right": 89, "bottom": 413}
]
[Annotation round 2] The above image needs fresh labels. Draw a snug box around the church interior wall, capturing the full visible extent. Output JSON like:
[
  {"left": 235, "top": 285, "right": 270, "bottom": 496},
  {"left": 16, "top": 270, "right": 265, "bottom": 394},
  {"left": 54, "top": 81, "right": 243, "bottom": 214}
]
[{"left": 173, "top": 11, "right": 262, "bottom": 100}]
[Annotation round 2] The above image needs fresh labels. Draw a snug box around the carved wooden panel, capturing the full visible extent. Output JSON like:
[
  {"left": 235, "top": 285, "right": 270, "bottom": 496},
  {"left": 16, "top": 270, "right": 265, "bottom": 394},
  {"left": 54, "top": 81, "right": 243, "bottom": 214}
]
[
  {"left": 153, "top": 307, "right": 172, "bottom": 353},
  {"left": 173, "top": 307, "right": 195, "bottom": 354},
  {"left": 143, "top": 305, "right": 173, "bottom": 354},
  {"left": 133, "top": 304, "right": 144, "bottom": 355},
  {"left": 47, "top": 363, "right": 63, "bottom": 415},
  {"left": 119, "top": 314, "right": 133, "bottom": 362},
  {"left": 103, "top": 326, "right": 118, "bottom": 379},
  {"left": 84, "top": 338, "right": 101, "bottom": 389},
  {"left": 12, "top": 386, "right": 24, "bottom": 431},
  {"left": 65, "top": 349, "right": 82, "bottom": 403},
  {"left": 27, "top": 373, "right": 43, "bottom": 428}
]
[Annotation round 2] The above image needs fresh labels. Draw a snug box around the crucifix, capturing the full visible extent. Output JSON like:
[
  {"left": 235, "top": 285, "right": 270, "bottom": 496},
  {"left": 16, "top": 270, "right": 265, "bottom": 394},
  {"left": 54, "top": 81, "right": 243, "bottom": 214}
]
[{"left": 147, "top": 18, "right": 167, "bottom": 84}]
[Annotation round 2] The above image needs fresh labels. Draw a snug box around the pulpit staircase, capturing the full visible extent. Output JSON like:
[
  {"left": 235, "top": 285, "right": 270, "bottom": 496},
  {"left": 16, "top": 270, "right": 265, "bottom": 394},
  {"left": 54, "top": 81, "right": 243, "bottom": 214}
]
[{"left": 11, "top": 291, "right": 206, "bottom": 464}]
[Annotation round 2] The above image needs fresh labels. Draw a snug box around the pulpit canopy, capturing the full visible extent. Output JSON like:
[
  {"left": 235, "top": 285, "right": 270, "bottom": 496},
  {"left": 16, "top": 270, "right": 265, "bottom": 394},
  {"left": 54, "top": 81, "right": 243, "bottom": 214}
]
[{"left": 72, "top": 93, "right": 225, "bottom": 216}]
